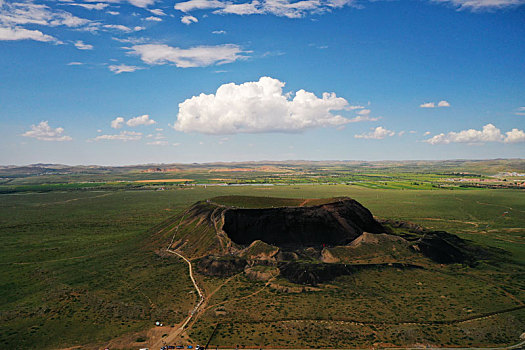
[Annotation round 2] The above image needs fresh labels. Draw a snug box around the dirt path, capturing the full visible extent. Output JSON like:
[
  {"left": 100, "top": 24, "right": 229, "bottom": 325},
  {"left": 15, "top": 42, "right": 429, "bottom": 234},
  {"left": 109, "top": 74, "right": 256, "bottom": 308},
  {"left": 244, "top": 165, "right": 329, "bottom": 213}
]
[
  {"left": 39, "top": 192, "right": 114, "bottom": 206},
  {"left": 147, "top": 249, "right": 206, "bottom": 349}
]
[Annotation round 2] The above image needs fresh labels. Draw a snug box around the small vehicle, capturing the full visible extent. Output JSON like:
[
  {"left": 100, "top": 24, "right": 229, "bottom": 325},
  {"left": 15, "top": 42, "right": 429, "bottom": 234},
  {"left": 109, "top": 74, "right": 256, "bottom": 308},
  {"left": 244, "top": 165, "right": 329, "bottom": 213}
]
[
  {"left": 176, "top": 346, "right": 184, "bottom": 349},
  {"left": 187, "top": 346, "right": 193, "bottom": 349}
]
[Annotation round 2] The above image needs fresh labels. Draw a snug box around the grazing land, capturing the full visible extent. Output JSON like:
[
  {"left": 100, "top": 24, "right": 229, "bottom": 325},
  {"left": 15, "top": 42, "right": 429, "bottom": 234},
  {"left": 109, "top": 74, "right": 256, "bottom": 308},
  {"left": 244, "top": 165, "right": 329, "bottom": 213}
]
[{"left": 0, "top": 160, "right": 524, "bottom": 349}]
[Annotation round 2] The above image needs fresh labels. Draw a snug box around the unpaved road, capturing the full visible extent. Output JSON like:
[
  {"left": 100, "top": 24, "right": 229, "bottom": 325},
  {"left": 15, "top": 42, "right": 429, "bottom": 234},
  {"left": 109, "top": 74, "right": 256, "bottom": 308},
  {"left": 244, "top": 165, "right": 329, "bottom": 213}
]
[{"left": 147, "top": 248, "right": 205, "bottom": 349}]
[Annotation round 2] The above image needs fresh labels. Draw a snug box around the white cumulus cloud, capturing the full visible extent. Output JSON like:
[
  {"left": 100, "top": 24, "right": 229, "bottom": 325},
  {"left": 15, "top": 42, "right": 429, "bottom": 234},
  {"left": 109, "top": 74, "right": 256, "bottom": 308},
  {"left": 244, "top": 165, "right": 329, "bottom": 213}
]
[
  {"left": 354, "top": 126, "right": 395, "bottom": 139},
  {"left": 22, "top": 121, "right": 72, "bottom": 141},
  {"left": 111, "top": 117, "right": 125, "bottom": 128},
  {"left": 437, "top": 100, "right": 450, "bottom": 107},
  {"left": 424, "top": 123, "right": 525, "bottom": 144},
  {"left": 130, "top": 43, "right": 248, "bottom": 68},
  {"left": 174, "top": 76, "right": 354, "bottom": 134},
  {"left": 126, "top": 114, "right": 156, "bottom": 126}
]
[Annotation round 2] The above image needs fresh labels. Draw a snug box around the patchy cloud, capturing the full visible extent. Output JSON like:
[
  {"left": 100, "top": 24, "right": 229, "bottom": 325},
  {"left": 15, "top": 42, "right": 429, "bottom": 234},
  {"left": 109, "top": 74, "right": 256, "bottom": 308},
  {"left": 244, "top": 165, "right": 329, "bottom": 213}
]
[
  {"left": 130, "top": 43, "right": 248, "bottom": 68},
  {"left": 111, "top": 115, "right": 156, "bottom": 128},
  {"left": 0, "top": 2, "right": 91, "bottom": 28},
  {"left": 146, "top": 140, "right": 169, "bottom": 145},
  {"left": 354, "top": 126, "right": 395, "bottom": 139},
  {"left": 22, "top": 121, "right": 72, "bottom": 141},
  {"left": 420, "top": 102, "right": 435, "bottom": 108},
  {"left": 212, "top": 30, "right": 226, "bottom": 34},
  {"left": 66, "top": 3, "right": 109, "bottom": 10},
  {"left": 174, "top": 0, "right": 358, "bottom": 18},
  {"left": 0, "top": 26, "right": 57, "bottom": 42},
  {"left": 92, "top": 130, "right": 143, "bottom": 141},
  {"left": 181, "top": 14, "right": 198, "bottom": 24},
  {"left": 108, "top": 64, "right": 141, "bottom": 74},
  {"left": 145, "top": 16, "right": 163, "bottom": 21},
  {"left": 420, "top": 100, "right": 450, "bottom": 108},
  {"left": 174, "top": 76, "right": 357, "bottom": 134},
  {"left": 74, "top": 40, "right": 93, "bottom": 50},
  {"left": 149, "top": 8, "right": 166, "bottom": 15},
  {"left": 424, "top": 124, "right": 525, "bottom": 144},
  {"left": 103, "top": 24, "right": 144, "bottom": 32},
  {"left": 432, "top": 0, "right": 525, "bottom": 11}
]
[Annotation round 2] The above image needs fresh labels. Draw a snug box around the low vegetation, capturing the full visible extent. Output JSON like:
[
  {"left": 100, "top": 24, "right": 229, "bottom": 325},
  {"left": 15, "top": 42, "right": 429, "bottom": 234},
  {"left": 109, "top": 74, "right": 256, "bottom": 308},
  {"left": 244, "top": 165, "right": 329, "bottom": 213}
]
[{"left": 0, "top": 162, "right": 523, "bottom": 348}]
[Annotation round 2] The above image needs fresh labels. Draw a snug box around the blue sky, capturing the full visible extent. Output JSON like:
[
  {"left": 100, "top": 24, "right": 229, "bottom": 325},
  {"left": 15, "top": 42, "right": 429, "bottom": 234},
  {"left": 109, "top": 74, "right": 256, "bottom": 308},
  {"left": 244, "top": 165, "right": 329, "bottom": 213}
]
[{"left": 0, "top": 0, "right": 524, "bottom": 165}]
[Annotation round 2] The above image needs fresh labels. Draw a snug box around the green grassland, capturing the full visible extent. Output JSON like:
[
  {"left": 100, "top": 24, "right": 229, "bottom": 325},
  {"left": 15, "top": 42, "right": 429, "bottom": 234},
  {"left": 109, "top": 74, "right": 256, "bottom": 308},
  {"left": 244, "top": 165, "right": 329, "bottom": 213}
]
[
  {"left": 0, "top": 183, "right": 524, "bottom": 348},
  {"left": 2, "top": 159, "right": 524, "bottom": 193}
]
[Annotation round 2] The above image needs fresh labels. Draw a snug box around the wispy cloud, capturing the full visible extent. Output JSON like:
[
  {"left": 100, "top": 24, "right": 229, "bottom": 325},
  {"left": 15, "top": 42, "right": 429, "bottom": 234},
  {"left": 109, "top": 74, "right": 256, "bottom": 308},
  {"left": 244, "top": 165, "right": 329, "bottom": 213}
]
[
  {"left": 108, "top": 64, "right": 142, "bottom": 74},
  {"left": 130, "top": 43, "right": 249, "bottom": 68},
  {"left": 66, "top": 3, "right": 109, "bottom": 10},
  {"left": 103, "top": 24, "right": 145, "bottom": 33},
  {"left": 74, "top": 40, "right": 93, "bottom": 50},
  {"left": 92, "top": 130, "right": 143, "bottom": 141},
  {"left": 432, "top": 0, "right": 525, "bottom": 11},
  {"left": 0, "top": 26, "right": 57, "bottom": 42},
  {"left": 146, "top": 140, "right": 169, "bottom": 145},
  {"left": 514, "top": 107, "right": 525, "bottom": 116}
]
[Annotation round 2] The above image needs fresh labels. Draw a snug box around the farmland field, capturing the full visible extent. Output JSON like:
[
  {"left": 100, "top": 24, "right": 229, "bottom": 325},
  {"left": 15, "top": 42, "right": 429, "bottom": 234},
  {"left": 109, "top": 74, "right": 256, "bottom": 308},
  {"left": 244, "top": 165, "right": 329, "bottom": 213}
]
[{"left": 0, "top": 182, "right": 524, "bottom": 349}]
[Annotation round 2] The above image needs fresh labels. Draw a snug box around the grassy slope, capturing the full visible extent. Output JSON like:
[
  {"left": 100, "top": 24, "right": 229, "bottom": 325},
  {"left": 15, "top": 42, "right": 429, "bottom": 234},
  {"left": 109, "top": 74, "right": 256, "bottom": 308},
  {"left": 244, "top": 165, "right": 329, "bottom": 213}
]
[{"left": 0, "top": 185, "right": 523, "bottom": 348}]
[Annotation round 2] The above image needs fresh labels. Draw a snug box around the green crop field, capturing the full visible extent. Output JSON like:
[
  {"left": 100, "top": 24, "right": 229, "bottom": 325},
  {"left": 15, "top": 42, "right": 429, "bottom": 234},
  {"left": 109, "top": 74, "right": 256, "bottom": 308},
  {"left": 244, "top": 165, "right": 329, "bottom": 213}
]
[{"left": 1, "top": 182, "right": 524, "bottom": 349}]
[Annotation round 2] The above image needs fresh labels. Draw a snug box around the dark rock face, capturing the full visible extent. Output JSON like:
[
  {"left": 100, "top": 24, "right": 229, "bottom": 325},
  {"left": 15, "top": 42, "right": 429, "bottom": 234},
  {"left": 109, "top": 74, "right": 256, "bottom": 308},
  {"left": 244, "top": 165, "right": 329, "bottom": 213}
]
[
  {"left": 196, "top": 256, "right": 247, "bottom": 277},
  {"left": 416, "top": 231, "right": 477, "bottom": 265},
  {"left": 222, "top": 198, "right": 385, "bottom": 247}
]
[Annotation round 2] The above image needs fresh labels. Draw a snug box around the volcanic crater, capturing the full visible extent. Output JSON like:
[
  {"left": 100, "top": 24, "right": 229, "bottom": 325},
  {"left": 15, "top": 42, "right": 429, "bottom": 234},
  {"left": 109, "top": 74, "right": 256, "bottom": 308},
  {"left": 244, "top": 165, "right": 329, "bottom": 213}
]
[{"left": 168, "top": 196, "right": 496, "bottom": 286}]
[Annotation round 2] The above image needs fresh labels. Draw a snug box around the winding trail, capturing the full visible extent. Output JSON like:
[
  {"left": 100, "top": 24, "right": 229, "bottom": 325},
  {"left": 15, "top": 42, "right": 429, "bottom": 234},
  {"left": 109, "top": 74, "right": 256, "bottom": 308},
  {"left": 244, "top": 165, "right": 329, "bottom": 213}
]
[{"left": 166, "top": 248, "right": 204, "bottom": 329}]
